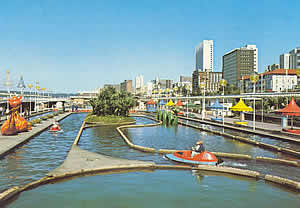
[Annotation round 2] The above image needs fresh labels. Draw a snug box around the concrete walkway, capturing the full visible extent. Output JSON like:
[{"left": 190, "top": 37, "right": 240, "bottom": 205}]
[
  {"left": 0, "top": 112, "right": 71, "bottom": 158},
  {"left": 181, "top": 113, "right": 300, "bottom": 143},
  {"left": 48, "top": 145, "right": 155, "bottom": 177}
]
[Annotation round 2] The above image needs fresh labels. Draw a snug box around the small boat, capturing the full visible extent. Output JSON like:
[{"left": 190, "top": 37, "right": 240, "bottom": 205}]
[
  {"left": 48, "top": 125, "right": 63, "bottom": 133},
  {"left": 165, "top": 150, "right": 222, "bottom": 165}
]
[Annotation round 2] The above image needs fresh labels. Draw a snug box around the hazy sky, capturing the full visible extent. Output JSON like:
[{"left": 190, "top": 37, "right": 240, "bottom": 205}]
[{"left": 0, "top": 0, "right": 299, "bottom": 93}]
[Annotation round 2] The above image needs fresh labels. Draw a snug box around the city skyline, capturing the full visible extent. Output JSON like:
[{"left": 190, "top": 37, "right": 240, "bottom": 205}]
[{"left": 0, "top": 0, "right": 300, "bottom": 92}]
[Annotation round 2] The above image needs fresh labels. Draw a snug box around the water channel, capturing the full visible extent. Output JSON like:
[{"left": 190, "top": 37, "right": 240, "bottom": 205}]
[
  {"left": 0, "top": 113, "right": 86, "bottom": 191},
  {"left": 2, "top": 115, "right": 300, "bottom": 207}
]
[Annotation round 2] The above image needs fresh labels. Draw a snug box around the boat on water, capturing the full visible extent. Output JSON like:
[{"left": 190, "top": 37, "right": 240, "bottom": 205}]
[
  {"left": 165, "top": 150, "right": 222, "bottom": 165},
  {"left": 48, "top": 124, "right": 63, "bottom": 133}
]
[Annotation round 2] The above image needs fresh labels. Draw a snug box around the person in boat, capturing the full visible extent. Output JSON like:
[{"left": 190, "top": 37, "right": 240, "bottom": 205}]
[
  {"left": 51, "top": 120, "right": 60, "bottom": 130},
  {"left": 191, "top": 140, "right": 205, "bottom": 157}
]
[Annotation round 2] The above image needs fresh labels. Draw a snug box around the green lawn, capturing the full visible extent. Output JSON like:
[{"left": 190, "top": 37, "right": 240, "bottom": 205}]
[{"left": 85, "top": 114, "right": 135, "bottom": 124}]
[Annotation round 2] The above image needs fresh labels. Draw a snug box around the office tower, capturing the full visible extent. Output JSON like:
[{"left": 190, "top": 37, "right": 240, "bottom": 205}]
[{"left": 195, "top": 40, "right": 214, "bottom": 72}]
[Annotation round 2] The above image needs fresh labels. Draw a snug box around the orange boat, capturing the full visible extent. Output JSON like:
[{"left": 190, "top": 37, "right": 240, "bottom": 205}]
[{"left": 165, "top": 150, "right": 222, "bottom": 165}]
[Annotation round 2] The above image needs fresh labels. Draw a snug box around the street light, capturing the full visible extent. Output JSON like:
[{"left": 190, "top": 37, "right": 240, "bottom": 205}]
[
  {"left": 219, "top": 79, "right": 227, "bottom": 129},
  {"left": 28, "top": 84, "right": 33, "bottom": 117},
  {"left": 250, "top": 72, "right": 259, "bottom": 131},
  {"left": 185, "top": 85, "right": 190, "bottom": 118},
  {"left": 17, "top": 75, "right": 26, "bottom": 115},
  {"left": 35, "top": 83, "right": 40, "bottom": 113},
  {"left": 200, "top": 82, "right": 206, "bottom": 120}
]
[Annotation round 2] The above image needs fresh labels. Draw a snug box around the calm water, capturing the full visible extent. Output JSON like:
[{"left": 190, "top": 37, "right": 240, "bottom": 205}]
[
  {"left": 7, "top": 170, "right": 300, "bottom": 208},
  {"left": 0, "top": 113, "right": 86, "bottom": 191},
  {"left": 2, "top": 115, "right": 300, "bottom": 207},
  {"left": 80, "top": 117, "right": 300, "bottom": 181}
]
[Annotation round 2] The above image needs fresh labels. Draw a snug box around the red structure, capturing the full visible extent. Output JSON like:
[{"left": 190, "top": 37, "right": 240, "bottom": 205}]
[
  {"left": 278, "top": 97, "right": 300, "bottom": 134},
  {"left": 175, "top": 100, "right": 184, "bottom": 106}
]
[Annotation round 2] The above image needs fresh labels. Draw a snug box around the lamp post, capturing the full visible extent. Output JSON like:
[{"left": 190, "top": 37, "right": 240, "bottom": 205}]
[
  {"left": 35, "top": 83, "right": 40, "bottom": 113},
  {"left": 219, "top": 79, "right": 227, "bottom": 129},
  {"left": 250, "top": 73, "right": 259, "bottom": 131},
  {"left": 185, "top": 85, "right": 190, "bottom": 118},
  {"left": 17, "top": 75, "right": 26, "bottom": 115},
  {"left": 200, "top": 82, "right": 206, "bottom": 120},
  {"left": 27, "top": 84, "right": 33, "bottom": 117}
]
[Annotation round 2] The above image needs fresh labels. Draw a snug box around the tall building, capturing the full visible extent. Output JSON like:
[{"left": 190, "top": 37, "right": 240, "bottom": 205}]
[
  {"left": 192, "top": 70, "right": 222, "bottom": 95},
  {"left": 135, "top": 75, "right": 144, "bottom": 94},
  {"left": 120, "top": 80, "right": 133, "bottom": 93},
  {"left": 222, "top": 45, "right": 258, "bottom": 86},
  {"left": 279, "top": 53, "right": 290, "bottom": 69},
  {"left": 195, "top": 40, "right": 214, "bottom": 72},
  {"left": 289, "top": 47, "right": 300, "bottom": 69}
]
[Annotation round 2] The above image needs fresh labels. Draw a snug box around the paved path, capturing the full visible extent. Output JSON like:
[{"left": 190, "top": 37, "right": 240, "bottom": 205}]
[
  {"left": 48, "top": 145, "right": 155, "bottom": 177},
  {"left": 180, "top": 113, "right": 300, "bottom": 143},
  {"left": 0, "top": 112, "right": 71, "bottom": 158}
]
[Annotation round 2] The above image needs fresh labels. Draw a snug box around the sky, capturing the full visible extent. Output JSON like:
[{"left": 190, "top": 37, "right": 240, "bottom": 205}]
[{"left": 0, "top": 0, "right": 299, "bottom": 93}]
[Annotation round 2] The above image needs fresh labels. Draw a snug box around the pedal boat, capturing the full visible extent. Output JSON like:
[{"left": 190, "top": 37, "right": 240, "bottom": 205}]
[
  {"left": 49, "top": 125, "right": 62, "bottom": 132},
  {"left": 165, "top": 150, "right": 220, "bottom": 165}
]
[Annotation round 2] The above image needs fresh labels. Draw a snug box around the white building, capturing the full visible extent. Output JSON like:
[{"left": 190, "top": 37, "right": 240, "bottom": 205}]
[
  {"left": 135, "top": 75, "right": 144, "bottom": 94},
  {"left": 279, "top": 53, "right": 290, "bottom": 69},
  {"left": 195, "top": 40, "right": 214, "bottom": 72},
  {"left": 145, "top": 82, "right": 153, "bottom": 97},
  {"left": 242, "top": 69, "right": 297, "bottom": 93}
]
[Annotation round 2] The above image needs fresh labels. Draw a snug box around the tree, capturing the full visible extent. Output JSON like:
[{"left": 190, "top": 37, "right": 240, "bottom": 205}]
[{"left": 89, "top": 87, "right": 136, "bottom": 116}]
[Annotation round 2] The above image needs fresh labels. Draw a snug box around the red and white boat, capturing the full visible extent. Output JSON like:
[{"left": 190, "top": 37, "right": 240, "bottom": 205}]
[
  {"left": 49, "top": 125, "right": 63, "bottom": 132},
  {"left": 165, "top": 150, "right": 222, "bottom": 165}
]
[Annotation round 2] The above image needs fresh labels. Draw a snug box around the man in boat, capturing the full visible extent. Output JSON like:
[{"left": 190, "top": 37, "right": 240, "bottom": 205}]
[{"left": 191, "top": 140, "right": 205, "bottom": 157}]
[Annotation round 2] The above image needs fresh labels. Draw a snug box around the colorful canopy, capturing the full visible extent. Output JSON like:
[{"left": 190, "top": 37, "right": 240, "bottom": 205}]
[
  {"left": 158, "top": 100, "right": 167, "bottom": 106},
  {"left": 277, "top": 97, "right": 300, "bottom": 116},
  {"left": 209, "top": 99, "right": 223, "bottom": 109},
  {"left": 166, "top": 99, "right": 175, "bottom": 106},
  {"left": 146, "top": 98, "right": 155, "bottom": 105},
  {"left": 230, "top": 98, "right": 253, "bottom": 112},
  {"left": 176, "top": 100, "right": 184, "bottom": 106}
]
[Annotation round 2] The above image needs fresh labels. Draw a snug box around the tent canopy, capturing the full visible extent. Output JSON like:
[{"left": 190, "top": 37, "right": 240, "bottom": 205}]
[
  {"left": 230, "top": 98, "right": 253, "bottom": 112},
  {"left": 208, "top": 98, "right": 223, "bottom": 109},
  {"left": 176, "top": 100, "right": 184, "bottom": 106},
  {"left": 166, "top": 99, "right": 175, "bottom": 106},
  {"left": 146, "top": 98, "right": 156, "bottom": 105},
  {"left": 277, "top": 97, "right": 300, "bottom": 116},
  {"left": 158, "top": 100, "right": 167, "bottom": 106}
]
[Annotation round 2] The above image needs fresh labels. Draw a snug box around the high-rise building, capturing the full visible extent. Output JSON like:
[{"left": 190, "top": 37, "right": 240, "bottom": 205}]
[
  {"left": 279, "top": 53, "right": 290, "bottom": 69},
  {"left": 195, "top": 40, "right": 214, "bottom": 72},
  {"left": 135, "top": 75, "right": 144, "bottom": 94},
  {"left": 289, "top": 47, "right": 300, "bottom": 69},
  {"left": 222, "top": 45, "right": 258, "bottom": 86},
  {"left": 120, "top": 80, "right": 133, "bottom": 93}
]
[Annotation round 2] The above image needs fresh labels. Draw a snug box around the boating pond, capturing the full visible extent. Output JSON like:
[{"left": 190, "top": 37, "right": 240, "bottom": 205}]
[
  {"left": 2, "top": 115, "right": 300, "bottom": 207},
  {"left": 7, "top": 170, "right": 300, "bottom": 208}
]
